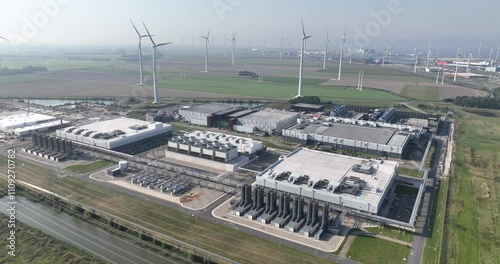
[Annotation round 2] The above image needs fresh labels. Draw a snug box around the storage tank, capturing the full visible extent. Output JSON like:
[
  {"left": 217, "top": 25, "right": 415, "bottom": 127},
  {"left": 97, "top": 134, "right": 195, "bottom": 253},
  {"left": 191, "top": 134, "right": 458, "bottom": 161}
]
[{"left": 119, "top": 161, "right": 128, "bottom": 172}]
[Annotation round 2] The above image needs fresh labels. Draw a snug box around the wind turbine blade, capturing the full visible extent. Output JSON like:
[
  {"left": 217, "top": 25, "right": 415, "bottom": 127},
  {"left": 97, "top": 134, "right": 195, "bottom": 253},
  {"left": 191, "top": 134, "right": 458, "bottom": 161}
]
[
  {"left": 301, "top": 18, "right": 306, "bottom": 38},
  {"left": 207, "top": 28, "right": 211, "bottom": 38},
  {"left": 130, "top": 19, "right": 141, "bottom": 36},
  {"left": 157, "top": 42, "right": 172, "bottom": 47},
  {"left": 142, "top": 21, "right": 156, "bottom": 46},
  {"left": 0, "top": 36, "right": 10, "bottom": 42}
]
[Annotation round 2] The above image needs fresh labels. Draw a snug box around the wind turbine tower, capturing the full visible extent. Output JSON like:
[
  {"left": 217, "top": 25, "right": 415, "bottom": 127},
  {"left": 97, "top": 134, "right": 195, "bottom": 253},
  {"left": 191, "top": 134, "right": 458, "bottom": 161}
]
[
  {"left": 280, "top": 36, "right": 284, "bottom": 59},
  {"left": 478, "top": 42, "right": 482, "bottom": 58},
  {"left": 337, "top": 28, "right": 346, "bottom": 80},
  {"left": 296, "top": 19, "right": 312, "bottom": 98},
  {"left": 414, "top": 49, "right": 420, "bottom": 73},
  {"left": 323, "top": 30, "right": 330, "bottom": 70},
  {"left": 201, "top": 28, "right": 211, "bottom": 72},
  {"left": 143, "top": 22, "right": 172, "bottom": 104},
  {"left": 231, "top": 31, "right": 237, "bottom": 66},
  {"left": 426, "top": 43, "right": 432, "bottom": 68},
  {"left": 130, "top": 20, "right": 150, "bottom": 85}
]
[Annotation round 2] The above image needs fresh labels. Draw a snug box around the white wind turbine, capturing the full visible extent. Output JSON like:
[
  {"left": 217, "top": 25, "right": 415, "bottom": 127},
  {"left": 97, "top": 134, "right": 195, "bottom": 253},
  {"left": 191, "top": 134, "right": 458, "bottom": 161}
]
[
  {"left": 280, "top": 36, "right": 284, "bottom": 59},
  {"left": 231, "top": 31, "right": 237, "bottom": 66},
  {"left": 295, "top": 19, "right": 312, "bottom": 98},
  {"left": 130, "top": 20, "right": 151, "bottom": 85},
  {"left": 426, "top": 42, "right": 432, "bottom": 68},
  {"left": 323, "top": 30, "right": 330, "bottom": 70},
  {"left": 142, "top": 22, "right": 172, "bottom": 104},
  {"left": 337, "top": 27, "right": 346, "bottom": 80},
  {"left": 201, "top": 28, "right": 211, "bottom": 72}
]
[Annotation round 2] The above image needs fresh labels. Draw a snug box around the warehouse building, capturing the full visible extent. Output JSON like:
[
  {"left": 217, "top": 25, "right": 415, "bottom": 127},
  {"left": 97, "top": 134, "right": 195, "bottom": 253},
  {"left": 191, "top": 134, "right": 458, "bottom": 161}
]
[
  {"left": 166, "top": 134, "right": 249, "bottom": 172},
  {"left": 56, "top": 117, "right": 171, "bottom": 154},
  {"left": 178, "top": 104, "right": 242, "bottom": 127},
  {"left": 256, "top": 148, "right": 398, "bottom": 214},
  {"left": 0, "top": 112, "right": 69, "bottom": 137},
  {"left": 183, "top": 130, "right": 264, "bottom": 155},
  {"left": 233, "top": 109, "right": 299, "bottom": 135},
  {"left": 291, "top": 103, "right": 325, "bottom": 113},
  {"left": 283, "top": 122, "right": 410, "bottom": 158}
]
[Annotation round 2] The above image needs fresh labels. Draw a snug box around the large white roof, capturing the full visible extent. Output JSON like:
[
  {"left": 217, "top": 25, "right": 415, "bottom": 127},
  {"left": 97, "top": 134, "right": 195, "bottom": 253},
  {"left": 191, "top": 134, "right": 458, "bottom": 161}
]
[{"left": 0, "top": 112, "right": 57, "bottom": 130}]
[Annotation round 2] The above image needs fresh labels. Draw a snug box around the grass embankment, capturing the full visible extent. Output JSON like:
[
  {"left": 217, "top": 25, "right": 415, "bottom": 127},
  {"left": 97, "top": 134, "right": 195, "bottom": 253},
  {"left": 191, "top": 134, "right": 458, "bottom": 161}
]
[
  {"left": 397, "top": 167, "right": 421, "bottom": 178},
  {"left": 422, "top": 178, "right": 449, "bottom": 264},
  {"left": 365, "top": 226, "right": 413, "bottom": 243},
  {"left": 0, "top": 155, "right": 330, "bottom": 264},
  {"left": 442, "top": 107, "right": 500, "bottom": 264},
  {"left": 64, "top": 160, "right": 114, "bottom": 173},
  {"left": 346, "top": 235, "right": 410, "bottom": 264}
]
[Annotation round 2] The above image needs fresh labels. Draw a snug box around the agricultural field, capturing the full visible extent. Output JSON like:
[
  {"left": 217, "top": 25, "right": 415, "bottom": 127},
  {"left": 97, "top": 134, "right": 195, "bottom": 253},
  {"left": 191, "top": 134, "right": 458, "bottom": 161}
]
[
  {"left": 0, "top": 155, "right": 330, "bottom": 264},
  {"left": 401, "top": 85, "right": 439, "bottom": 100},
  {"left": 346, "top": 235, "right": 409, "bottom": 264},
  {"left": 442, "top": 107, "right": 500, "bottom": 264}
]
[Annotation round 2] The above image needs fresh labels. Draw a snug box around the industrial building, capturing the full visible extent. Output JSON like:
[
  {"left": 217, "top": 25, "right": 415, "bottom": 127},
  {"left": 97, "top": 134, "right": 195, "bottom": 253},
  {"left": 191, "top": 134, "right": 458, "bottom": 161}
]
[
  {"left": 283, "top": 121, "right": 411, "bottom": 158},
  {"left": 183, "top": 130, "right": 264, "bottom": 155},
  {"left": 22, "top": 133, "right": 74, "bottom": 162},
  {"left": 0, "top": 112, "right": 69, "bottom": 137},
  {"left": 56, "top": 117, "right": 171, "bottom": 154},
  {"left": 178, "top": 104, "right": 299, "bottom": 136},
  {"left": 178, "top": 104, "right": 242, "bottom": 127},
  {"left": 233, "top": 109, "right": 299, "bottom": 135},
  {"left": 166, "top": 134, "right": 249, "bottom": 172},
  {"left": 291, "top": 103, "right": 324, "bottom": 113},
  {"left": 256, "top": 148, "right": 398, "bottom": 214}
]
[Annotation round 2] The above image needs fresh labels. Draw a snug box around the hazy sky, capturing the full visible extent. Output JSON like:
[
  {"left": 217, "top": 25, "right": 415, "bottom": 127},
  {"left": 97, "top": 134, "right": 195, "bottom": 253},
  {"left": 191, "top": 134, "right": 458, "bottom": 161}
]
[{"left": 1, "top": 0, "right": 499, "bottom": 51}]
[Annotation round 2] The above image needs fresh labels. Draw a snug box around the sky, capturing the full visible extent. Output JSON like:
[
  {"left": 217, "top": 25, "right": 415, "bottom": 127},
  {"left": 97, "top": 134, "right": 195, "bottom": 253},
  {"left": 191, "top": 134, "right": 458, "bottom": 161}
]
[{"left": 0, "top": 0, "right": 499, "bottom": 53}]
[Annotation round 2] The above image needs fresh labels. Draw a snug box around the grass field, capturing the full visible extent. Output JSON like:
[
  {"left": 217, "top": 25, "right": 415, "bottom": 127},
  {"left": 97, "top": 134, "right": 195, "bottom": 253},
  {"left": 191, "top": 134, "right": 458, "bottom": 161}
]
[
  {"left": 64, "top": 160, "right": 114, "bottom": 173},
  {"left": 162, "top": 74, "right": 407, "bottom": 102},
  {"left": 442, "top": 107, "right": 500, "bottom": 264},
  {"left": 0, "top": 155, "right": 330, "bottom": 264},
  {"left": 365, "top": 226, "right": 413, "bottom": 243},
  {"left": 401, "top": 85, "right": 439, "bottom": 100},
  {"left": 422, "top": 178, "right": 448, "bottom": 264},
  {"left": 397, "top": 167, "right": 420, "bottom": 178},
  {"left": 346, "top": 235, "right": 409, "bottom": 264}
]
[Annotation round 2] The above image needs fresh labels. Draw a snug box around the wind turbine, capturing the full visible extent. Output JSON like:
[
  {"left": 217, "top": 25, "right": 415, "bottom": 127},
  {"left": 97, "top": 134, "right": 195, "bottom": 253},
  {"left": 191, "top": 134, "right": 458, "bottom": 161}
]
[
  {"left": 414, "top": 48, "right": 420, "bottom": 73},
  {"left": 496, "top": 47, "right": 500, "bottom": 61},
  {"left": 231, "top": 31, "right": 237, "bottom": 66},
  {"left": 477, "top": 42, "right": 482, "bottom": 58},
  {"left": 262, "top": 36, "right": 266, "bottom": 56},
  {"left": 488, "top": 47, "right": 493, "bottom": 61},
  {"left": 201, "top": 28, "right": 211, "bottom": 72},
  {"left": 426, "top": 42, "right": 432, "bottom": 68},
  {"left": 382, "top": 46, "right": 387, "bottom": 68},
  {"left": 0, "top": 36, "right": 9, "bottom": 42},
  {"left": 280, "top": 36, "right": 284, "bottom": 59},
  {"left": 296, "top": 19, "right": 312, "bottom": 98},
  {"left": 224, "top": 35, "right": 229, "bottom": 57},
  {"left": 337, "top": 27, "right": 346, "bottom": 80},
  {"left": 388, "top": 44, "right": 393, "bottom": 63},
  {"left": 142, "top": 21, "right": 172, "bottom": 104},
  {"left": 323, "top": 30, "right": 330, "bottom": 70},
  {"left": 130, "top": 20, "right": 150, "bottom": 85}
]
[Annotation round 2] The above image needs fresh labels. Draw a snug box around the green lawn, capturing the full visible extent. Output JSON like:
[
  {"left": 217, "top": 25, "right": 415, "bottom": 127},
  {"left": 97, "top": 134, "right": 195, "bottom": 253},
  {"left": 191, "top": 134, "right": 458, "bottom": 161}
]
[
  {"left": 397, "top": 167, "right": 421, "bottom": 177},
  {"left": 423, "top": 178, "right": 448, "bottom": 264},
  {"left": 64, "top": 160, "right": 114, "bottom": 173},
  {"left": 401, "top": 85, "right": 439, "bottom": 100},
  {"left": 161, "top": 74, "right": 407, "bottom": 102},
  {"left": 365, "top": 226, "right": 413, "bottom": 243},
  {"left": 442, "top": 106, "right": 500, "bottom": 264},
  {"left": 347, "top": 235, "right": 410, "bottom": 264}
]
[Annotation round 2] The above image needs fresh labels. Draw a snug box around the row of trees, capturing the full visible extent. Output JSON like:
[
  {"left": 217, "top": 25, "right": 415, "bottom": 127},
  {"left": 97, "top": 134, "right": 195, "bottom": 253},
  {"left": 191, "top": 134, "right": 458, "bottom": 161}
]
[
  {"left": 0, "top": 66, "right": 47, "bottom": 76},
  {"left": 445, "top": 96, "right": 500, "bottom": 110}
]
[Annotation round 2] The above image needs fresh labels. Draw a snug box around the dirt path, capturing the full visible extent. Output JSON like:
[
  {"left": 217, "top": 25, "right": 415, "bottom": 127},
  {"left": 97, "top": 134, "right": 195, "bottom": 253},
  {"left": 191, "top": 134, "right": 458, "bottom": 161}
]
[
  {"left": 443, "top": 123, "right": 455, "bottom": 177},
  {"left": 403, "top": 103, "right": 428, "bottom": 114}
]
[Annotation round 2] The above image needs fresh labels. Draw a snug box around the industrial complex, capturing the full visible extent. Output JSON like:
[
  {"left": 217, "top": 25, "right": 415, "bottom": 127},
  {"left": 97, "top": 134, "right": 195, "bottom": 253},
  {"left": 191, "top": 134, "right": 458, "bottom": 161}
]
[
  {"left": 56, "top": 117, "right": 171, "bottom": 154},
  {"left": 0, "top": 112, "right": 68, "bottom": 136}
]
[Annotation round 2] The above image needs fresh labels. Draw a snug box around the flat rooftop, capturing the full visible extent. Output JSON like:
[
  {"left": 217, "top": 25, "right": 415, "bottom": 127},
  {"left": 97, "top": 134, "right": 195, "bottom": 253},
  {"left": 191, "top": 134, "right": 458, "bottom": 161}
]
[
  {"left": 239, "top": 110, "right": 299, "bottom": 123},
  {"left": 287, "top": 122, "right": 407, "bottom": 147},
  {"left": 292, "top": 103, "right": 324, "bottom": 109},
  {"left": 259, "top": 148, "right": 398, "bottom": 206},
  {"left": 182, "top": 104, "right": 238, "bottom": 115},
  {"left": 0, "top": 112, "right": 56, "bottom": 130}
]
